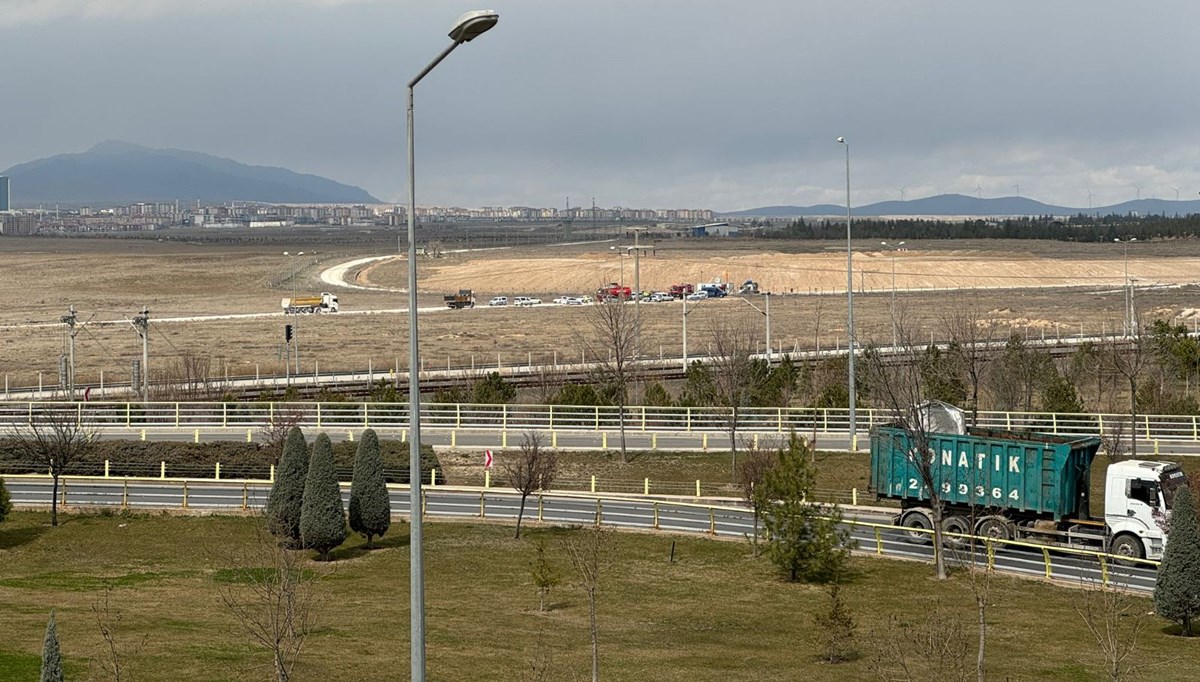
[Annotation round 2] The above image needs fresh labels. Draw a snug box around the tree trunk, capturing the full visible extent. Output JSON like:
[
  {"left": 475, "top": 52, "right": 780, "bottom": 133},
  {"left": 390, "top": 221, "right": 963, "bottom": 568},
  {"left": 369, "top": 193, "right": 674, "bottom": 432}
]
[
  {"left": 515, "top": 494, "right": 528, "bottom": 539},
  {"left": 976, "top": 593, "right": 986, "bottom": 682},
  {"left": 1129, "top": 377, "right": 1138, "bottom": 459},
  {"left": 588, "top": 585, "right": 599, "bottom": 682},
  {"left": 931, "top": 502, "right": 947, "bottom": 580},
  {"left": 366, "top": 533, "right": 374, "bottom": 550},
  {"left": 728, "top": 407, "right": 738, "bottom": 476},
  {"left": 51, "top": 473, "right": 60, "bottom": 527},
  {"left": 617, "top": 400, "right": 627, "bottom": 464},
  {"left": 752, "top": 508, "right": 760, "bottom": 557},
  {"left": 275, "top": 652, "right": 289, "bottom": 682}
]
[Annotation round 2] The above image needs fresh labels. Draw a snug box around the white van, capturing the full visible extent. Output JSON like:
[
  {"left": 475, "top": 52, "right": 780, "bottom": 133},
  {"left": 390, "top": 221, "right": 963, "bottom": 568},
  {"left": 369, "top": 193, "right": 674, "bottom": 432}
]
[{"left": 488, "top": 296, "right": 508, "bottom": 307}]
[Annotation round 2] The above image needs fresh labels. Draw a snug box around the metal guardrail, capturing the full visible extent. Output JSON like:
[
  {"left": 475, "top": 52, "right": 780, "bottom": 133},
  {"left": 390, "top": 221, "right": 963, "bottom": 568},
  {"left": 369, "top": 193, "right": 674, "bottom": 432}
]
[
  {"left": 1, "top": 401, "right": 1197, "bottom": 444},
  {"left": 4, "top": 474, "right": 1156, "bottom": 591}
]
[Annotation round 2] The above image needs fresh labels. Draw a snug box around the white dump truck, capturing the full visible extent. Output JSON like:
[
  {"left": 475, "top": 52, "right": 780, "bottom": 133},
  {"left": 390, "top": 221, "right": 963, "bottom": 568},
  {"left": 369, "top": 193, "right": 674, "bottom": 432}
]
[{"left": 281, "top": 292, "right": 339, "bottom": 314}]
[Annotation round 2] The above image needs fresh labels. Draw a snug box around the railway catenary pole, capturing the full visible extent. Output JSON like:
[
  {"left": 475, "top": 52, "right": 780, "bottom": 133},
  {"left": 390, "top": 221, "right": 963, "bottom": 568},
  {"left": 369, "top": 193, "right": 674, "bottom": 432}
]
[
  {"left": 131, "top": 308, "right": 150, "bottom": 402},
  {"left": 60, "top": 306, "right": 78, "bottom": 401},
  {"left": 838, "top": 136, "right": 857, "bottom": 449}
]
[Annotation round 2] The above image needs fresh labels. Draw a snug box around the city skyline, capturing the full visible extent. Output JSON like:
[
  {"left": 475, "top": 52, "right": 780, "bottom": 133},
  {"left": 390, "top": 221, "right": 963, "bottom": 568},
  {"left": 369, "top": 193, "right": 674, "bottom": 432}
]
[{"left": 2, "top": 1, "right": 1198, "bottom": 210}]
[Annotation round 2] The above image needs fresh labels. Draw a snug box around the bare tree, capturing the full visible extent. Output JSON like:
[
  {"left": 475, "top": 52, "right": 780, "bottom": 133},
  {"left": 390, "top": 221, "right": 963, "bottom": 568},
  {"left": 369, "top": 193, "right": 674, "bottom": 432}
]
[
  {"left": 91, "top": 584, "right": 147, "bottom": 682},
  {"left": 564, "top": 526, "right": 612, "bottom": 682},
  {"left": 705, "top": 315, "right": 762, "bottom": 474},
  {"left": 259, "top": 406, "right": 306, "bottom": 463},
  {"left": 217, "top": 521, "right": 324, "bottom": 682},
  {"left": 868, "top": 603, "right": 973, "bottom": 682},
  {"left": 503, "top": 431, "right": 558, "bottom": 539},
  {"left": 862, "top": 321, "right": 950, "bottom": 580},
  {"left": 736, "top": 441, "right": 775, "bottom": 556},
  {"left": 1075, "top": 579, "right": 1151, "bottom": 682},
  {"left": 942, "top": 298, "right": 997, "bottom": 426},
  {"left": 158, "top": 350, "right": 217, "bottom": 400},
  {"left": 1104, "top": 321, "right": 1152, "bottom": 459},
  {"left": 577, "top": 297, "right": 640, "bottom": 463},
  {"left": 6, "top": 406, "right": 96, "bottom": 526}
]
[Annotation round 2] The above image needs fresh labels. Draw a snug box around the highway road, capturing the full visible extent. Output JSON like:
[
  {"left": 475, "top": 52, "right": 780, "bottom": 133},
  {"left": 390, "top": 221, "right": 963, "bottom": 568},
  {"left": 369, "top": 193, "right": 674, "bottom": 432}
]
[{"left": 5, "top": 477, "right": 1157, "bottom": 594}]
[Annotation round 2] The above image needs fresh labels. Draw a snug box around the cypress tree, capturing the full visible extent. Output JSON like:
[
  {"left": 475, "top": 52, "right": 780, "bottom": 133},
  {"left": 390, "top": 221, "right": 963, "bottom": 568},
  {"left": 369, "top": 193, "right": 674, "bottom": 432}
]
[
  {"left": 40, "top": 611, "right": 63, "bottom": 682},
  {"left": 300, "top": 433, "right": 346, "bottom": 560},
  {"left": 0, "top": 476, "right": 12, "bottom": 524},
  {"left": 349, "top": 429, "right": 391, "bottom": 548},
  {"left": 264, "top": 427, "right": 309, "bottom": 548},
  {"left": 1155, "top": 485, "right": 1200, "bottom": 636}
]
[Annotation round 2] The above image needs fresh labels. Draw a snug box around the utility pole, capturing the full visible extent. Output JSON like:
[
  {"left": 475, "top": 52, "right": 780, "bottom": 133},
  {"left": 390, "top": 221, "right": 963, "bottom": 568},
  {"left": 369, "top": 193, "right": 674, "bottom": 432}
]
[
  {"left": 60, "top": 306, "right": 79, "bottom": 401},
  {"left": 131, "top": 308, "right": 150, "bottom": 402}
]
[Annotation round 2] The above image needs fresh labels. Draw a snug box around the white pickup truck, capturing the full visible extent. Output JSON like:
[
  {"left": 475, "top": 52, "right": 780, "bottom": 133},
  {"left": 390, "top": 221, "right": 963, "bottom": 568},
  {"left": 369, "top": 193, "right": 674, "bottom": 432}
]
[{"left": 513, "top": 297, "right": 542, "bottom": 307}]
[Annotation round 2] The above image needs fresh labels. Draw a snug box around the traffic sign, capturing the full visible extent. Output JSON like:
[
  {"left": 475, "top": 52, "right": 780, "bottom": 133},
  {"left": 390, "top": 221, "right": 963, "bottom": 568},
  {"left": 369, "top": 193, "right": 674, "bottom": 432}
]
[{"left": 484, "top": 449, "right": 493, "bottom": 468}]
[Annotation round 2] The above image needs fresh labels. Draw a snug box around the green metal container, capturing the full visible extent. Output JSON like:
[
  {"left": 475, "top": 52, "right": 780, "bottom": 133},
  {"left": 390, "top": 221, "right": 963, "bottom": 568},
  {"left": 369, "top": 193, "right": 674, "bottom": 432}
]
[{"left": 870, "top": 425, "right": 1101, "bottom": 521}]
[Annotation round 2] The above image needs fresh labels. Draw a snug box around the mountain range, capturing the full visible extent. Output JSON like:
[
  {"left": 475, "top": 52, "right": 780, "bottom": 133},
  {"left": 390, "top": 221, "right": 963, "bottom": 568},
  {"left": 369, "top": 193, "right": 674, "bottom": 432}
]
[
  {"left": 1, "top": 141, "right": 380, "bottom": 206},
  {"left": 720, "top": 194, "right": 1200, "bottom": 218}
]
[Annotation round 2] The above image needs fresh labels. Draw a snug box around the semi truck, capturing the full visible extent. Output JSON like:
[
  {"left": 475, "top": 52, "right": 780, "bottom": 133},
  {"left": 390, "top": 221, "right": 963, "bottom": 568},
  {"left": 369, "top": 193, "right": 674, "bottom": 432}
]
[
  {"left": 669, "top": 283, "right": 694, "bottom": 299},
  {"left": 595, "top": 283, "right": 632, "bottom": 302},
  {"left": 870, "top": 421, "right": 1188, "bottom": 561},
  {"left": 281, "top": 292, "right": 339, "bottom": 314},
  {"left": 444, "top": 289, "right": 475, "bottom": 309}
]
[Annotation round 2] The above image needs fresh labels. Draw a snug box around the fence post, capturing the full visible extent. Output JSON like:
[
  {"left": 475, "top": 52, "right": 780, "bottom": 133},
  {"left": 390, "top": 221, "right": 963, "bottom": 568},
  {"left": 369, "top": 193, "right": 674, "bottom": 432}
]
[
  {"left": 852, "top": 488, "right": 858, "bottom": 506},
  {"left": 549, "top": 405, "right": 555, "bottom": 430},
  {"left": 456, "top": 403, "right": 461, "bottom": 428},
  {"left": 702, "top": 433, "right": 708, "bottom": 452},
  {"left": 602, "top": 432, "right": 607, "bottom": 449},
  {"left": 193, "top": 429, "right": 199, "bottom": 444},
  {"left": 687, "top": 407, "right": 692, "bottom": 432},
  {"left": 160, "top": 461, "right": 166, "bottom": 479},
  {"left": 651, "top": 433, "right": 657, "bottom": 450},
  {"left": 104, "top": 460, "right": 110, "bottom": 478},
  {"left": 552, "top": 431, "right": 557, "bottom": 448},
  {"left": 641, "top": 406, "right": 646, "bottom": 431},
  {"left": 182, "top": 481, "right": 189, "bottom": 510},
  {"left": 317, "top": 403, "right": 322, "bottom": 429},
  {"left": 270, "top": 464, "right": 275, "bottom": 482},
  {"left": 485, "top": 470, "right": 490, "bottom": 489},
  {"left": 126, "top": 403, "right": 131, "bottom": 428},
  {"left": 215, "top": 462, "right": 221, "bottom": 480},
  {"left": 644, "top": 478, "right": 649, "bottom": 495},
  {"left": 222, "top": 402, "right": 228, "bottom": 428},
  {"left": 364, "top": 403, "right": 369, "bottom": 428},
  {"left": 430, "top": 469, "right": 437, "bottom": 487},
  {"left": 695, "top": 480, "right": 701, "bottom": 497},
  {"left": 242, "top": 482, "right": 249, "bottom": 511},
  {"left": 502, "top": 404, "right": 508, "bottom": 432},
  {"left": 874, "top": 527, "right": 883, "bottom": 555},
  {"left": 1042, "top": 547, "right": 1052, "bottom": 579},
  {"left": 175, "top": 402, "right": 180, "bottom": 428},
  {"left": 590, "top": 475, "right": 596, "bottom": 493}
]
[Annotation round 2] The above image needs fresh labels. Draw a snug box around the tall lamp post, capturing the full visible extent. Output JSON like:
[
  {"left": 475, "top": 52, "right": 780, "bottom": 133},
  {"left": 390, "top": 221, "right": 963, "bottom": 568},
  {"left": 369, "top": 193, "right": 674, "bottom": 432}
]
[
  {"left": 1114, "top": 237, "right": 1137, "bottom": 336},
  {"left": 405, "top": 11, "right": 499, "bottom": 682},
  {"left": 881, "top": 241, "right": 906, "bottom": 349},
  {"left": 837, "top": 136, "right": 857, "bottom": 449}
]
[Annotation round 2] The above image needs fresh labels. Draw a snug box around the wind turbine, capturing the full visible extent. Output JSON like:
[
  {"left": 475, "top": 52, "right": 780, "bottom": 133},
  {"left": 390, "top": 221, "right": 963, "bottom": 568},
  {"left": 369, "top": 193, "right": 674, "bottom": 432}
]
[
  {"left": 1012, "top": 184, "right": 1020, "bottom": 197},
  {"left": 1174, "top": 187, "right": 1181, "bottom": 201},
  {"left": 975, "top": 185, "right": 983, "bottom": 199},
  {"left": 1088, "top": 190, "right": 1094, "bottom": 209},
  {"left": 1134, "top": 185, "right": 1144, "bottom": 201},
  {"left": 897, "top": 186, "right": 906, "bottom": 202}
]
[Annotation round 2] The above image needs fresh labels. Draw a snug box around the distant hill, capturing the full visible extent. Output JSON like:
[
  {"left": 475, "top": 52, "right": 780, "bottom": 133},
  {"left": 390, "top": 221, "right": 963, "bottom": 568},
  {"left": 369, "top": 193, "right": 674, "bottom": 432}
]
[
  {"left": 1, "top": 141, "right": 380, "bottom": 206},
  {"left": 721, "top": 193, "right": 1200, "bottom": 218}
]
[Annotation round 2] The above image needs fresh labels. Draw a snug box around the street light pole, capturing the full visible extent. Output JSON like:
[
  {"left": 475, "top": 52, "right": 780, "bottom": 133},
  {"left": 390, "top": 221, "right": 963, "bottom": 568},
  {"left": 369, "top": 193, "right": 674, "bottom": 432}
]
[
  {"left": 404, "top": 11, "right": 498, "bottom": 682},
  {"left": 838, "top": 136, "right": 856, "bottom": 449},
  {"left": 1115, "top": 237, "right": 1137, "bottom": 336}
]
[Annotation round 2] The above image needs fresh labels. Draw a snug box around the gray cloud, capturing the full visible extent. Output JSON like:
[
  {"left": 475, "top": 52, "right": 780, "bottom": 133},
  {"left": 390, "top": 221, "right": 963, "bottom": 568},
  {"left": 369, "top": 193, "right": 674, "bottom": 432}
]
[{"left": 2, "top": 0, "right": 1199, "bottom": 210}]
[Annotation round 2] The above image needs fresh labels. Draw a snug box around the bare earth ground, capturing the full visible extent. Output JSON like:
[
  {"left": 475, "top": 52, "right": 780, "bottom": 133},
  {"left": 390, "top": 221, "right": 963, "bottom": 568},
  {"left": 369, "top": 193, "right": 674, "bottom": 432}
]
[{"left": 3, "top": 235, "right": 1200, "bottom": 390}]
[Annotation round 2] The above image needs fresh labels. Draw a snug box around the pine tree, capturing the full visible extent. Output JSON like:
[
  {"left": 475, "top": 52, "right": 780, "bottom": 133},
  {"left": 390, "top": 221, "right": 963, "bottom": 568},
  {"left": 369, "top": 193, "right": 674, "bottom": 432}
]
[
  {"left": 1154, "top": 485, "right": 1200, "bottom": 636},
  {"left": 41, "top": 611, "right": 63, "bottom": 682},
  {"left": 300, "top": 433, "right": 346, "bottom": 561},
  {"left": 348, "top": 428, "right": 390, "bottom": 548},
  {"left": 265, "top": 427, "right": 309, "bottom": 548},
  {"left": 0, "top": 476, "right": 12, "bottom": 524},
  {"left": 754, "top": 432, "right": 849, "bottom": 583}
]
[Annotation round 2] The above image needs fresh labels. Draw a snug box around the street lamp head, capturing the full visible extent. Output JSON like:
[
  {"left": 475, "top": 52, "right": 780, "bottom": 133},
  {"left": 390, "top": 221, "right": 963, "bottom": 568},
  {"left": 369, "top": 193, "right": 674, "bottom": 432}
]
[
  {"left": 836, "top": 136, "right": 846, "bottom": 144},
  {"left": 449, "top": 9, "right": 499, "bottom": 43}
]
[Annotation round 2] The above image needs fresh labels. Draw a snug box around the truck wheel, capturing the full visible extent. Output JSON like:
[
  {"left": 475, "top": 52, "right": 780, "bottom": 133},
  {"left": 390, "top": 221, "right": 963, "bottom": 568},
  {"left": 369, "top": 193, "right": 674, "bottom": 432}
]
[
  {"left": 941, "top": 516, "right": 971, "bottom": 548},
  {"left": 1110, "top": 534, "right": 1145, "bottom": 564},
  {"left": 976, "top": 516, "right": 1013, "bottom": 541},
  {"left": 900, "top": 509, "right": 934, "bottom": 544}
]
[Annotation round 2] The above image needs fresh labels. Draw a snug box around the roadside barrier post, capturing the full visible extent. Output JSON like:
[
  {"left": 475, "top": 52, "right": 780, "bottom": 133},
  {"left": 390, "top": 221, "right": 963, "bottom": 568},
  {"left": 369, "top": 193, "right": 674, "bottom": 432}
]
[
  {"left": 651, "top": 433, "right": 657, "bottom": 450},
  {"left": 104, "top": 460, "right": 110, "bottom": 478},
  {"left": 644, "top": 478, "right": 649, "bottom": 495},
  {"left": 215, "top": 462, "right": 221, "bottom": 480},
  {"left": 182, "top": 481, "right": 189, "bottom": 510},
  {"left": 595, "top": 499, "right": 602, "bottom": 527},
  {"left": 1042, "top": 547, "right": 1052, "bottom": 579},
  {"left": 451, "top": 431, "right": 457, "bottom": 448},
  {"left": 479, "top": 492, "right": 485, "bottom": 518},
  {"left": 484, "top": 470, "right": 490, "bottom": 489},
  {"left": 602, "top": 432, "right": 607, "bottom": 449},
  {"left": 702, "top": 433, "right": 708, "bottom": 451},
  {"left": 708, "top": 508, "right": 716, "bottom": 535},
  {"left": 874, "top": 528, "right": 883, "bottom": 555},
  {"left": 695, "top": 480, "right": 701, "bottom": 497},
  {"left": 552, "top": 431, "right": 558, "bottom": 448},
  {"left": 590, "top": 475, "right": 596, "bottom": 493},
  {"left": 140, "top": 429, "right": 146, "bottom": 442},
  {"left": 348, "top": 429, "right": 354, "bottom": 442},
  {"left": 246, "top": 429, "right": 252, "bottom": 443},
  {"left": 160, "top": 461, "right": 166, "bottom": 479},
  {"left": 193, "top": 429, "right": 199, "bottom": 443},
  {"left": 502, "top": 430, "right": 508, "bottom": 447},
  {"left": 122, "top": 479, "right": 128, "bottom": 509},
  {"left": 653, "top": 502, "right": 659, "bottom": 529},
  {"left": 430, "top": 469, "right": 437, "bottom": 487},
  {"left": 269, "top": 464, "right": 275, "bottom": 482},
  {"left": 242, "top": 483, "right": 248, "bottom": 511},
  {"left": 537, "top": 494, "right": 544, "bottom": 522},
  {"left": 852, "top": 488, "right": 858, "bottom": 506}
]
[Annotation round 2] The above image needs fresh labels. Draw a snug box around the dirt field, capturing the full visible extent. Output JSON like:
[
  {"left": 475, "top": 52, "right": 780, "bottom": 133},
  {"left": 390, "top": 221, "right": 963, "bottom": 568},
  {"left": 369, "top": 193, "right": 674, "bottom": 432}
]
[{"left": 3, "top": 235, "right": 1200, "bottom": 392}]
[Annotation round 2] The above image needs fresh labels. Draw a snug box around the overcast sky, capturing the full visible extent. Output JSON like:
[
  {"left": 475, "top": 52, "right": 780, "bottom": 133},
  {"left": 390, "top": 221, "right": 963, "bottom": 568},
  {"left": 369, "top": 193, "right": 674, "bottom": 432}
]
[{"left": 3, "top": 0, "right": 1199, "bottom": 211}]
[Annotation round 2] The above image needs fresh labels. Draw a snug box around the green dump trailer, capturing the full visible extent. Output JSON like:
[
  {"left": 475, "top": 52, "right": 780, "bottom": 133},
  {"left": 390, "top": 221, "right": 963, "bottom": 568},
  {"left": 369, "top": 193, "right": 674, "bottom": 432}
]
[{"left": 869, "top": 424, "right": 1182, "bottom": 560}]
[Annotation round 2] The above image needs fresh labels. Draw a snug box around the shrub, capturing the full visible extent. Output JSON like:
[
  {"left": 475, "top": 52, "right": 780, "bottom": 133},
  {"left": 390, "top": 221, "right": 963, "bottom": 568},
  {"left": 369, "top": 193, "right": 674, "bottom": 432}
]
[
  {"left": 265, "top": 427, "right": 309, "bottom": 548},
  {"left": 349, "top": 429, "right": 391, "bottom": 548},
  {"left": 300, "top": 433, "right": 347, "bottom": 560}
]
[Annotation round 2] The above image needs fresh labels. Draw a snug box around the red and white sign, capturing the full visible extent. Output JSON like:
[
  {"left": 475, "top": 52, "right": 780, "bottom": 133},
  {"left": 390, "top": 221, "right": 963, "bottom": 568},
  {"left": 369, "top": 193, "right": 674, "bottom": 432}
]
[{"left": 483, "top": 449, "right": 494, "bottom": 469}]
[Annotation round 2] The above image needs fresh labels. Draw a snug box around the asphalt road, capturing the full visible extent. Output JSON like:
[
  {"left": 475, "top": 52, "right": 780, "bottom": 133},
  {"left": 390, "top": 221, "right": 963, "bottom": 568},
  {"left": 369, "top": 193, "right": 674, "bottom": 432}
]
[{"left": 6, "top": 477, "right": 1157, "bottom": 593}]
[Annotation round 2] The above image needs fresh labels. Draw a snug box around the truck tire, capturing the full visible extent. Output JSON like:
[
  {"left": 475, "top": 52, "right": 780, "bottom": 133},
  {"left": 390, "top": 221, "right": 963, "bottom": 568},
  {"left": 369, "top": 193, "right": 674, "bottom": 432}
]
[
  {"left": 941, "top": 515, "right": 971, "bottom": 548},
  {"left": 976, "top": 516, "right": 1013, "bottom": 541},
  {"left": 900, "top": 509, "right": 934, "bottom": 544},
  {"left": 1109, "top": 533, "right": 1145, "bottom": 563}
]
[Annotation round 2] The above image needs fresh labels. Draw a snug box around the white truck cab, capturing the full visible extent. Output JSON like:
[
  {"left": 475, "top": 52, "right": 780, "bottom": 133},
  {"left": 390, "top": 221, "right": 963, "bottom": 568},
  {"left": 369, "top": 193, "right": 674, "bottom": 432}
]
[{"left": 1104, "top": 460, "right": 1187, "bottom": 560}]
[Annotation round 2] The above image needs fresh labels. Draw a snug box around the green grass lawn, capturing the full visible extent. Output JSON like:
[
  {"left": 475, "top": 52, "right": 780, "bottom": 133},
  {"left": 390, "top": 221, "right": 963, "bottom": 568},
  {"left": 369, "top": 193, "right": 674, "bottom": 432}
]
[{"left": 0, "top": 511, "right": 1196, "bottom": 681}]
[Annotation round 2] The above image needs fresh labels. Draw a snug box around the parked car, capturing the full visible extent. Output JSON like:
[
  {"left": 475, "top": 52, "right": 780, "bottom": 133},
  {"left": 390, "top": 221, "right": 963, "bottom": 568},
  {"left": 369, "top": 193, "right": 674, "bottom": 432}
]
[
  {"left": 649, "top": 292, "right": 673, "bottom": 302},
  {"left": 513, "top": 296, "right": 542, "bottom": 307},
  {"left": 563, "top": 296, "right": 585, "bottom": 305},
  {"left": 553, "top": 296, "right": 573, "bottom": 305},
  {"left": 488, "top": 296, "right": 508, "bottom": 307},
  {"left": 686, "top": 291, "right": 709, "bottom": 301}
]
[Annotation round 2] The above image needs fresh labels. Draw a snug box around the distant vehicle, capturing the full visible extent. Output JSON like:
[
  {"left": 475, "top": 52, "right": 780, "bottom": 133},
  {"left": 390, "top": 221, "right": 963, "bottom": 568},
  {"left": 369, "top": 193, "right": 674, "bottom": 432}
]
[
  {"left": 595, "top": 282, "right": 632, "bottom": 302},
  {"left": 553, "top": 296, "right": 573, "bottom": 305},
  {"left": 700, "top": 285, "right": 727, "bottom": 298},
  {"left": 443, "top": 289, "right": 475, "bottom": 309},
  {"left": 649, "top": 292, "right": 673, "bottom": 302},
  {"left": 488, "top": 296, "right": 508, "bottom": 307},
  {"left": 685, "top": 291, "right": 708, "bottom": 301},
  {"left": 738, "top": 279, "right": 760, "bottom": 295},
  {"left": 282, "top": 292, "right": 339, "bottom": 314},
  {"left": 669, "top": 283, "right": 694, "bottom": 299},
  {"left": 514, "top": 296, "right": 542, "bottom": 307},
  {"left": 564, "top": 297, "right": 585, "bottom": 305},
  {"left": 699, "top": 279, "right": 730, "bottom": 297}
]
